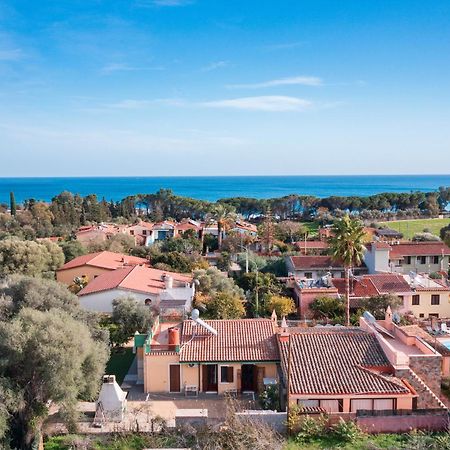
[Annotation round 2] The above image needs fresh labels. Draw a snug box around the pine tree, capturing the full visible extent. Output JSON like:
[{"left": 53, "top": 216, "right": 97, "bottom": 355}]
[
  {"left": 263, "top": 205, "right": 274, "bottom": 255},
  {"left": 10, "top": 191, "right": 16, "bottom": 216}
]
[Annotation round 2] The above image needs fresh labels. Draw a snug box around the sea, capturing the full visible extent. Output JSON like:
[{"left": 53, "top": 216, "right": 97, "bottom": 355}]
[{"left": 0, "top": 175, "right": 449, "bottom": 204}]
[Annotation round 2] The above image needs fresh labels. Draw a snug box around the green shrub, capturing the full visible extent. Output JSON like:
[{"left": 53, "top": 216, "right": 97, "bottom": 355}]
[
  {"left": 331, "top": 418, "right": 364, "bottom": 443},
  {"left": 259, "top": 385, "right": 279, "bottom": 411},
  {"left": 293, "top": 414, "right": 328, "bottom": 443}
]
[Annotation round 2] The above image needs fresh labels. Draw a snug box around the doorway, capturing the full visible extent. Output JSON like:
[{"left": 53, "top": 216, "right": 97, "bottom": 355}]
[
  {"left": 169, "top": 364, "right": 181, "bottom": 392},
  {"left": 202, "top": 364, "right": 218, "bottom": 392},
  {"left": 241, "top": 364, "right": 256, "bottom": 392}
]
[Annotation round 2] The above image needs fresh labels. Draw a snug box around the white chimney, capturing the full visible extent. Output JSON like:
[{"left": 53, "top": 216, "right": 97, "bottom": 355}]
[{"left": 165, "top": 275, "right": 173, "bottom": 289}]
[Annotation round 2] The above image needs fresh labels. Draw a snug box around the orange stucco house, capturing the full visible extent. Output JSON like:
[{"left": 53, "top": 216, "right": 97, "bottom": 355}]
[{"left": 56, "top": 251, "right": 148, "bottom": 285}]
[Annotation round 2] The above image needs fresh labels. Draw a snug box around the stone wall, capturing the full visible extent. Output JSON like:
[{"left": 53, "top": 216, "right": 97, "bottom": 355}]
[
  {"left": 409, "top": 355, "right": 442, "bottom": 396},
  {"left": 395, "top": 368, "right": 445, "bottom": 409}
]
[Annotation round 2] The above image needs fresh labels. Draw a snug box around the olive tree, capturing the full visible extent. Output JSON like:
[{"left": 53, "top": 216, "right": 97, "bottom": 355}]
[
  {"left": 0, "top": 275, "right": 109, "bottom": 448},
  {"left": 0, "top": 308, "right": 108, "bottom": 449},
  {"left": 0, "top": 238, "right": 64, "bottom": 278},
  {"left": 110, "top": 296, "right": 157, "bottom": 346}
]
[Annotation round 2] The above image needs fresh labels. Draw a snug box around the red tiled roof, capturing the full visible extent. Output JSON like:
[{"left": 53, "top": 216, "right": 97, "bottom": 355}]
[
  {"left": 234, "top": 222, "right": 258, "bottom": 233},
  {"left": 368, "top": 274, "right": 412, "bottom": 294},
  {"left": 332, "top": 277, "right": 379, "bottom": 297},
  {"left": 176, "top": 222, "right": 201, "bottom": 232},
  {"left": 290, "top": 256, "right": 343, "bottom": 269},
  {"left": 295, "top": 241, "right": 329, "bottom": 250},
  {"left": 280, "top": 329, "right": 410, "bottom": 395},
  {"left": 389, "top": 242, "right": 450, "bottom": 258},
  {"left": 365, "top": 241, "right": 392, "bottom": 251},
  {"left": 78, "top": 265, "right": 192, "bottom": 296},
  {"left": 180, "top": 319, "right": 279, "bottom": 362},
  {"left": 332, "top": 274, "right": 411, "bottom": 297},
  {"left": 58, "top": 251, "right": 148, "bottom": 271}
]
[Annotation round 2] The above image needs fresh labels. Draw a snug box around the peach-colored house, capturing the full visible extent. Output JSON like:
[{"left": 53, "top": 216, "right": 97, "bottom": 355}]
[
  {"left": 280, "top": 310, "right": 447, "bottom": 425},
  {"left": 280, "top": 327, "right": 417, "bottom": 414},
  {"left": 138, "top": 318, "right": 279, "bottom": 395},
  {"left": 77, "top": 265, "right": 194, "bottom": 314},
  {"left": 56, "top": 251, "right": 148, "bottom": 285}
]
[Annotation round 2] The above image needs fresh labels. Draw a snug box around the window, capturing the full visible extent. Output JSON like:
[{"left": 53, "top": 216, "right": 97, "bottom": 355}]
[
  {"left": 297, "top": 399, "right": 319, "bottom": 408},
  {"left": 220, "top": 366, "right": 234, "bottom": 383},
  {"left": 433, "top": 256, "right": 439, "bottom": 264},
  {"left": 405, "top": 256, "right": 412, "bottom": 265},
  {"left": 417, "top": 256, "right": 426, "bottom": 264},
  {"left": 412, "top": 295, "right": 420, "bottom": 306},
  {"left": 429, "top": 313, "right": 439, "bottom": 318},
  {"left": 419, "top": 313, "right": 425, "bottom": 318},
  {"left": 305, "top": 272, "right": 313, "bottom": 279},
  {"left": 431, "top": 295, "right": 440, "bottom": 305},
  {"left": 398, "top": 295, "right": 404, "bottom": 304}
]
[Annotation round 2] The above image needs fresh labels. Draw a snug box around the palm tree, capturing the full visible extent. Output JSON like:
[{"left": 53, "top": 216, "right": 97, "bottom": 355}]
[
  {"left": 329, "top": 215, "right": 366, "bottom": 326},
  {"left": 207, "top": 204, "right": 236, "bottom": 249}
]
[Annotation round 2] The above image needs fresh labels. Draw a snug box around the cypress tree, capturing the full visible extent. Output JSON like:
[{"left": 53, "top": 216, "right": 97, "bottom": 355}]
[{"left": 10, "top": 191, "right": 16, "bottom": 216}]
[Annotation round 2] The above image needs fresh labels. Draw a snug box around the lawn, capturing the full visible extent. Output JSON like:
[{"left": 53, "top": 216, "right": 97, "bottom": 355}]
[
  {"left": 45, "top": 432, "right": 450, "bottom": 450},
  {"left": 284, "top": 432, "right": 449, "bottom": 449},
  {"left": 284, "top": 434, "right": 406, "bottom": 449},
  {"left": 105, "top": 347, "right": 135, "bottom": 385},
  {"left": 378, "top": 218, "right": 450, "bottom": 240}
]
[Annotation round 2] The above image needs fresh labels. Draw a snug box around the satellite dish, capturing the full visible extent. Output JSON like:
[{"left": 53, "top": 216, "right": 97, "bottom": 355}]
[{"left": 363, "top": 311, "right": 376, "bottom": 324}]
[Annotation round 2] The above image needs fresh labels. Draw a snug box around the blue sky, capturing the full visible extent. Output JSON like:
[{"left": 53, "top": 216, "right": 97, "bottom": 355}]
[{"left": 1, "top": 0, "right": 449, "bottom": 176}]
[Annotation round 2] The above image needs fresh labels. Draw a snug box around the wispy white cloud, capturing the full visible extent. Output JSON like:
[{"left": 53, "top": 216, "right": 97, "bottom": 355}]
[
  {"left": 0, "top": 47, "right": 24, "bottom": 61},
  {"left": 201, "top": 60, "right": 229, "bottom": 72},
  {"left": 264, "top": 41, "right": 304, "bottom": 50},
  {"left": 100, "top": 63, "right": 164, "bottom": 74},
  {"left": 105, "top": 99, "right": 153, "bottom": 109},
  {"left": 137, "top": 0, "right": 193, "bottom": 7},
  {"left": 228, "top": 75, "right": 322, "bottom": 89},
  {"left": 201, "top": 96, "right": 312, "bottom": 112}
]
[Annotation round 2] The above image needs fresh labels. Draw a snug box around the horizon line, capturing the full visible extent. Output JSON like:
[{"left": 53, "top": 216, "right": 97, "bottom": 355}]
[{"left": 0, "top": 173, "right": 449, "bottom": 179}]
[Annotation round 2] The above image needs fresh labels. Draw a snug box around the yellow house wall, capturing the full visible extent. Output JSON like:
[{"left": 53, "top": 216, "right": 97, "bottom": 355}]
[
  {"left": 143, "top": 355, "right": 278, "bottom": 393},
  {"left": 200, "top": 362, "right": 278, "bottom": 394},
  {"left": 56, "top": 266, "right": 112, "bottom": 285},
  {"left": 144, "top": 353, "right": 180, "bottom": 393},
  {"left": 405, "top": 292, "right": 450, "bottom": 319}
]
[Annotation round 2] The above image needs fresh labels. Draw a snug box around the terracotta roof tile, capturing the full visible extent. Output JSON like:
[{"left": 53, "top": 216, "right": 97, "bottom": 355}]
[
  {"left": 389, "top": 242, "right": 450, "bottom": 258},
  {"left": 290, "top": 256, "right": 342, "bottom": 269},
  {"left": 78, "top": 265, "right": 192, "bottom": 296},
  {"left": 333, "top": 274, "right": 411, "bottom": 297},
  {"left": 58, "top": 251, "right": 148, "bottom": 271},
  {"left": 180, "top": 319, "right": 279, "bottom": 362},
  {"left": 295, "top": 241, "right": 329, "bottom": 250},
  {"left": 367, "top": 274, "right": 411, "bottom": 293},
  {"left": 280, "top": 329, "right": 410, "bottom": 395}
]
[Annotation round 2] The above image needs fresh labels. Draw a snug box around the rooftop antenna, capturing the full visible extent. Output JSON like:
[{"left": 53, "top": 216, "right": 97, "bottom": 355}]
[{"left": 191, "top": 309, "right": 218, "bottom": 336}]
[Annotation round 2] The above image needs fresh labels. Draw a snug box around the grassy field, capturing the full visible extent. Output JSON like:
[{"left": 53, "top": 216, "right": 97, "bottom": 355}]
[
  {"left": 378, "top": 218, "right": 450, "bottom": 239},
  {"left": 45, "top": 432, "right": 449, "bottom": 450},
  {"left": 104, "top": 347, "right": 135, "bottom": 385}
]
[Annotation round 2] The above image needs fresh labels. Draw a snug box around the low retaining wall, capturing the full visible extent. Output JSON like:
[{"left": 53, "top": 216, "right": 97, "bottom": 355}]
[{"left": 235, "top": 410, "right": 287, "bottom": 433}]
